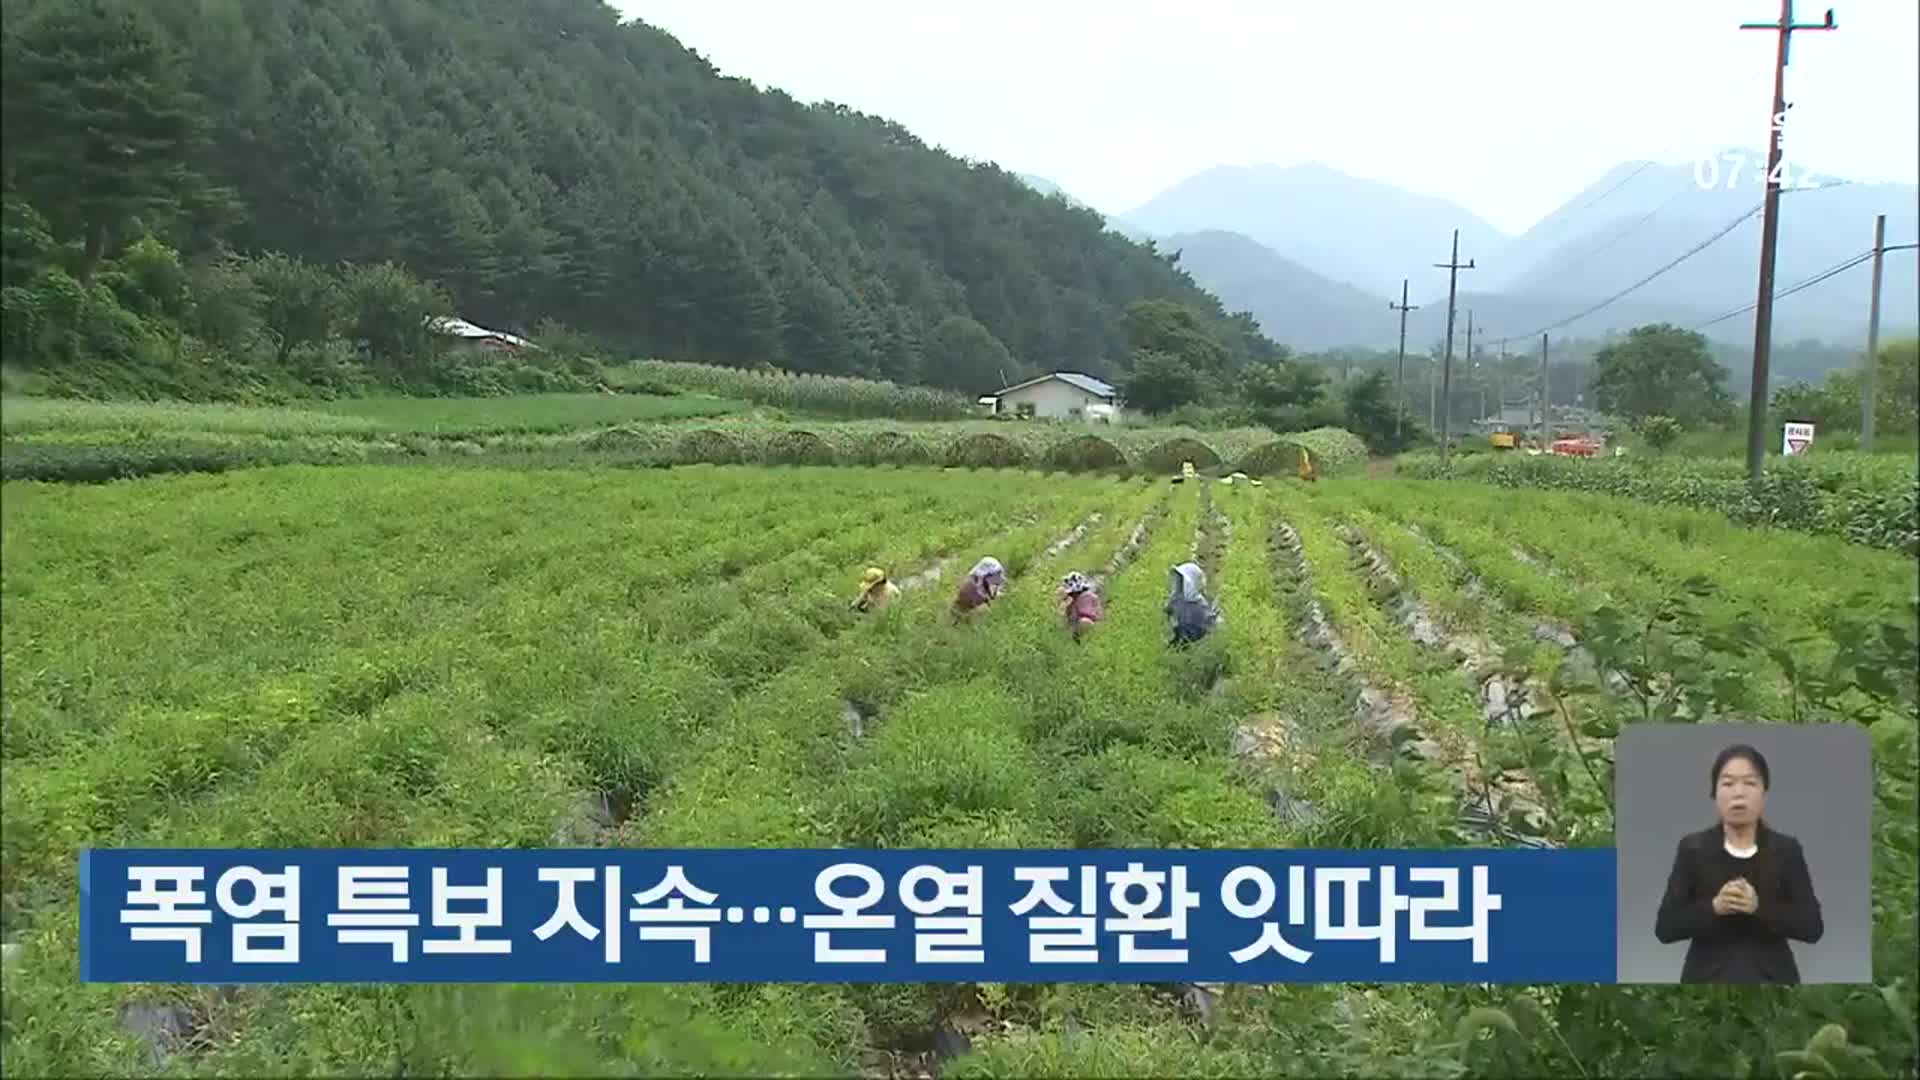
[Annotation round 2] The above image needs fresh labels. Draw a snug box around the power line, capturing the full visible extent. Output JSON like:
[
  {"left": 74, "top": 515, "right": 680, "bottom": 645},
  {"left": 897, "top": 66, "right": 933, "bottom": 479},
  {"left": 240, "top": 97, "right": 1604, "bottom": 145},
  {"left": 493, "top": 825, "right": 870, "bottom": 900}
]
[
  {"left": 1541, "top": 179, "right": 1696, "bottom": 280},
  {"left": 1492, "top": 201, "right": 1764, "bottom": 347},
  {"left": 1563, "top": 160, "right": 1658, "bottom": 219},
  {"left": 1692, "top": 249, "right": 1873, "bottom": 329},
  {"left": 1514, "top": 173, "right": 1850, "bottom": 295},
  {"left": 1693, "top": 240, "right": 1920, "bottom": 330}
]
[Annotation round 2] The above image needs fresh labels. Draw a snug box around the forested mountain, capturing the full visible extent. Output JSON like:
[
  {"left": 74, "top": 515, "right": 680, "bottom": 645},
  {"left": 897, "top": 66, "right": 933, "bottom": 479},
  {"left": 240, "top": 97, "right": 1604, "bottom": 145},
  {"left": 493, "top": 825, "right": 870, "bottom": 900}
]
[{"left": 0, "top": 0, "right": 1278, "bottom": 394}]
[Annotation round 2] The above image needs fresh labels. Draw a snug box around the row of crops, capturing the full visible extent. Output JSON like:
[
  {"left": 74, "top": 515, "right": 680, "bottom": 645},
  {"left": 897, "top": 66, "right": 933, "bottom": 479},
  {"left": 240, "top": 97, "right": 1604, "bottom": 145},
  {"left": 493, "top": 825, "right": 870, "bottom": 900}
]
[
  {"left": 3, "top": 461, "right": 1914, "bottom": 1077},
  {"left": 1398, "top": 449, "right": 1920, "bottom": 554},
  {"left": 611, "top": 359, "right": 976, "bottom": 420},
  {"left": 0, "top": 397, "right": 1372, "bottom": 482},
  {"left": 581, "top": 421, "right": 1368, "bottom": 475}
]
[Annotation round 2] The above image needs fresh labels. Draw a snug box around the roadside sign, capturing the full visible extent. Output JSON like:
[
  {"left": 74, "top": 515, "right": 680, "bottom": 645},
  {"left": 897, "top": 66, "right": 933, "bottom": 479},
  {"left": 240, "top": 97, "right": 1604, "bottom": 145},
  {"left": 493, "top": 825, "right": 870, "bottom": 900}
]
[{"left": 1782, "top": 421, "right": 1815, "bottom": 456}]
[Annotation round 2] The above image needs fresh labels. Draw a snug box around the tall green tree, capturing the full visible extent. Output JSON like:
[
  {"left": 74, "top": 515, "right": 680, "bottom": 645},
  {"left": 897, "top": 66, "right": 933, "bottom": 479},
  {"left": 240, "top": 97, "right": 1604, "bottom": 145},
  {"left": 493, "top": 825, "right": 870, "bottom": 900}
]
[
  {"left": 1123, "top": 300, "right": 1231, "bottom": 375},
  {"left": 924, "top": 314, "right": 1017, "bottom": 395},
  {"left": 1340, "top": 370, "right": 1418, "bottom": 454},
  {"left": 1591, "top": 323, "right": 1733, "bottom": 427},
  {"left": 1121, "top": 349, "right": 1207, "bottom": 415},
  {"left": 251, "top": 253, "right": 341, "bottom": 362},
  {"left": 0, "top": 1, "right": 215, "bottom": 276}
]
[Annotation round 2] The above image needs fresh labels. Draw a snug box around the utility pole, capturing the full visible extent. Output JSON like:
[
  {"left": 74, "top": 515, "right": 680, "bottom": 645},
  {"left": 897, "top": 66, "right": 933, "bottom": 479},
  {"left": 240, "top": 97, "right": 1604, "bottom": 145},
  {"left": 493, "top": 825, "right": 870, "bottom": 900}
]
[
  {"left": 1496, "top": 339, "right": 1509, "bottom": 429},
  {"left": 1434, "top": 230, "right": 1474, "bottom": 466},
  {"left": 1464, "top": 310, "right": 1478, "bottom": 430},
  {"left": 1740, "top": 0, "right": 1838, "bottom": 481},
  {"left": 1538, "top": 334, "right": 1550, "bottom": 446},
  {"left": 1429, "top": 349, "right": 1438, "bottom": 433},
  {"left": 1861, "top": 213, "right": 1885, "bottom": 450},
  {"left": 1390, "top": 279, "right": 1420, "bottom": 443}
]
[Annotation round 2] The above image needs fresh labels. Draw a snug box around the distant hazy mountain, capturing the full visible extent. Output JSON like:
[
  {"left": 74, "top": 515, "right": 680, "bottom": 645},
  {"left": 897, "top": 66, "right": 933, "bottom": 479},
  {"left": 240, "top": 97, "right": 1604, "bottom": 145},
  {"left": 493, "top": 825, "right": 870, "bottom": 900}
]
[
  {"left": 1014, "top": 173, "right": 1153, "bottom": 241},
  {"left": 1159, "top": 230, "right": 1388, "bottom": 350},
  {"left": 1488, "top": 153, "right": 1919, "bottom": 343},
  {"left": 1123, "top": 163, "right": 1512, "bottom": 298},
  {"left": 1016, "top": 164, "right": 1915, "bottom": 358}
]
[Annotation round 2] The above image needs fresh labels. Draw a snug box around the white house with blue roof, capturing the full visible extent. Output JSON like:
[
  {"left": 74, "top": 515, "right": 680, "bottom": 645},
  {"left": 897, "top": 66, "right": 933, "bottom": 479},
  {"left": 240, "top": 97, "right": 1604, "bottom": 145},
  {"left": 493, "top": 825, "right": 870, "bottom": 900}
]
[{"left": 985, "top": 371, "right": 1122, "bottom": 423}]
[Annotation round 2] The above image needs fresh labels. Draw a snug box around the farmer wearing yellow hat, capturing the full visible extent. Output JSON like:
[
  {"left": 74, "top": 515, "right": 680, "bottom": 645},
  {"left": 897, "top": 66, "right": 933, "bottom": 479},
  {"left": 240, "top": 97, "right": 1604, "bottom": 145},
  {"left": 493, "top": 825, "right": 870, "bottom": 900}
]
[{"left": 851, "top": 567, "right": 901, "bottom": 613}]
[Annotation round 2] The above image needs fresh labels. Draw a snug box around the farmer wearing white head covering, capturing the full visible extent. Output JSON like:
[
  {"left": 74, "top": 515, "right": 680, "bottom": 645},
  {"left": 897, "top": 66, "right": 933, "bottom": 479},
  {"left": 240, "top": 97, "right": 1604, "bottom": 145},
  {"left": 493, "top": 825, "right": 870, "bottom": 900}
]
[
  {"left": 952, "top": 556, "right": 1006, "bottom": 619},
  {"left": 1166, "top": 561, "right": 1221, "bottom": 646}
]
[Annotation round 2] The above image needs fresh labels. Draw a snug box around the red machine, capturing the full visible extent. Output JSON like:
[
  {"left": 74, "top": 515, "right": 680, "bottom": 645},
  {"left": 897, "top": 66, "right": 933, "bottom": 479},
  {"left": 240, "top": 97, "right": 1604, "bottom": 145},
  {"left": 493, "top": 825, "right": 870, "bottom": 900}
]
[{"left": 1549, "top": 436, "right": 1601, "bottom": 457}]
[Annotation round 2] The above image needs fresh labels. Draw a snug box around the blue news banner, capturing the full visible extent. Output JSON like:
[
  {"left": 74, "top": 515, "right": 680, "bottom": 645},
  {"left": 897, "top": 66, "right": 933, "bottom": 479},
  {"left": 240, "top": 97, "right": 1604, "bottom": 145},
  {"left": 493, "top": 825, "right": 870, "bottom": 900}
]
[{"left": 80, "top": 848, "right": 1617, "bottom": 984}]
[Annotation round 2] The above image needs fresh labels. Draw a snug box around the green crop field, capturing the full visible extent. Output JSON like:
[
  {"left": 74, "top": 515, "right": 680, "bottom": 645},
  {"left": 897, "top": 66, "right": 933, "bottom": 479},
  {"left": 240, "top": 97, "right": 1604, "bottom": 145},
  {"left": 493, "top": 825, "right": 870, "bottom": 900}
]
[{"left": 2, "top": 458, "right": 1914, "bottom": 1078}]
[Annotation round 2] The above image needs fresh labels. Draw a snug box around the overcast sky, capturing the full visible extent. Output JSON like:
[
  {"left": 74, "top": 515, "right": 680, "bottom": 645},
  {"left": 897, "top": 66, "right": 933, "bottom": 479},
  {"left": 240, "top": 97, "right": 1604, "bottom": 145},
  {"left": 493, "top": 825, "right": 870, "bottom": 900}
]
[{"left": 612, "top": 0, "right": 1917, "bottom": 237}]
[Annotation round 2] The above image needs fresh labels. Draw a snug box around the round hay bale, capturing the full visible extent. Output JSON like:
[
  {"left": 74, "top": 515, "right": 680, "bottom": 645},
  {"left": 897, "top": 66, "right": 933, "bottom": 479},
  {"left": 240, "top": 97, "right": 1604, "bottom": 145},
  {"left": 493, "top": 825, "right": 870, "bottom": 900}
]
[
  {"left": 943, "top": 432, "right": 1028, "bottom": 469},
  {"left": 1141, "top": 436, "right": 1222, "bottom": 474},
  {"left": 857, "top": 430, "right": 933, "bottom": 466},
  {"left": 1042, "top": 433, "right": 1128, "bottom": 472},
  {"left": 1234, "top": 439, "right": 1303, "bottom": 477},
  {"left": 758, "top": 429, "right": 837, "bottom": 465},
  {"left": 672, "top": 428, "right": 744, "bottom": 465}
]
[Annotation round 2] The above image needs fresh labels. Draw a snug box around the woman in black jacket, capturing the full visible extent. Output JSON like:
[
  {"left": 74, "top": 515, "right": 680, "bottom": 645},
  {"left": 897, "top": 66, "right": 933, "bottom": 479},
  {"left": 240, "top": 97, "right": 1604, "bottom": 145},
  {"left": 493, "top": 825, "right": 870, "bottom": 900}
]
[{"left": 1654, "top": 744, "right": 1824, "bottom": 984}]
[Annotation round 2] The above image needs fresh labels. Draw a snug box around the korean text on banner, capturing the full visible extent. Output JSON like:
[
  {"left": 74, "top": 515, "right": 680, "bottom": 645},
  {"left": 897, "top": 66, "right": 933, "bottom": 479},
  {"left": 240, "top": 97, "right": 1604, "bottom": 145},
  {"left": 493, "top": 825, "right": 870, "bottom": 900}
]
[{"left": 81, "top": 848, "right": 1618, "bottom": 985}]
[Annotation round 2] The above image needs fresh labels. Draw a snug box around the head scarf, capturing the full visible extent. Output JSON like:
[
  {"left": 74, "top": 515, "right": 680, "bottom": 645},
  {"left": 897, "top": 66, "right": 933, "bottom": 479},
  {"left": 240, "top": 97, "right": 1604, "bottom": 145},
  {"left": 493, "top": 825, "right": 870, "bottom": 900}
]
[
  {"left": 968, "top": 557, "right": 1006, "bottom": 599},
  {"left": 1169, "top": 562, "right": 1207, "bottom": 605},
  {"left": 1061, "top": 571, "right": 1093, "bottom": 595}
]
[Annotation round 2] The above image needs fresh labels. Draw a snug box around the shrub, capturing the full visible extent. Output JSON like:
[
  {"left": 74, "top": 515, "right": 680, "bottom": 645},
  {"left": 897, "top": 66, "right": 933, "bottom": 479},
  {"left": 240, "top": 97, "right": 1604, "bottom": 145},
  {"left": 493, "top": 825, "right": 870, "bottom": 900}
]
[
  {"left": 943, "top": 432, "right": 1028, "bottom": 469},
  {"left": 672, "top": 429, "right": 744, "bottom": 465},
  {"left": 1139, "top": 436, "right": 1220, "bottom": 474},
  {"left": 1041, "top": 433, "right": 1128, "bottom": 472},
  {"left": 756, "top": 429, "right": 836, "bottom": 466},
  {"left": 1638, "top": 415, "right": 1682, "bottom": 451},
  {"left": 853, "top": 430, "right": 934, "bottom": 466},
  {"left": 1233, "top": 439, "right": 1303, "bottom": 476},
  {"left": 1402, "top": 451, "right": 1918, "bottom": 554},
  {"left": 1286, "top": 427, "right": 1370, "bottom": 473}
]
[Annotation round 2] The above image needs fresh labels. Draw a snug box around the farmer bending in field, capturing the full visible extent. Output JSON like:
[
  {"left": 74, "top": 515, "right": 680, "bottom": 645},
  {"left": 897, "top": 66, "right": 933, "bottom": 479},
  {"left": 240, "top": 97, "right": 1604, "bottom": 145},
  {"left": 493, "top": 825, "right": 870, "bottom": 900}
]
[
  {"left": 1060, "top": 572, "right": 1104, "bottom": 642},
  {"left": 1166, "top": 562, "right": 1221, "bottom": 647},
  {"left": 952, "top": 557, "right": 1006, "bottom": 620},
  {"left": 850, "top": 567, "right": 901, "bottom": 613}
]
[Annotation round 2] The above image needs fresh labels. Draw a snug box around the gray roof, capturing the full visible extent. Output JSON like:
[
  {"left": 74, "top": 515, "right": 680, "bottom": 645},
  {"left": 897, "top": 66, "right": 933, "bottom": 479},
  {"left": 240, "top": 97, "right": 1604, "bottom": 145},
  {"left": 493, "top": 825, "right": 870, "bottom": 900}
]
[{"left": 994, "top": 371, "right": 1117, "bottom": 399}]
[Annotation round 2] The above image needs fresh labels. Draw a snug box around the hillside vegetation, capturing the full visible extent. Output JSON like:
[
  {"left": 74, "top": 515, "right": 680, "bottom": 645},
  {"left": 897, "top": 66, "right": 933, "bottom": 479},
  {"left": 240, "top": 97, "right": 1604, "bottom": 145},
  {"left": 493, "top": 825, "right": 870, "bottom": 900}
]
[{"left": 1, "top": 0, "right": 1276, "bottom": 397}]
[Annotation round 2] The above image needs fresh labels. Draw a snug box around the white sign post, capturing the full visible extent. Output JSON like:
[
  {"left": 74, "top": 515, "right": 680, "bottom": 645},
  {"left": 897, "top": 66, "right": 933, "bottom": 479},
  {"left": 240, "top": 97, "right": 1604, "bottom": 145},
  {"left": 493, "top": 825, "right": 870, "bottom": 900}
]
[{"left": 1782, "top": 421, "right": 1815, "bottom": 456}]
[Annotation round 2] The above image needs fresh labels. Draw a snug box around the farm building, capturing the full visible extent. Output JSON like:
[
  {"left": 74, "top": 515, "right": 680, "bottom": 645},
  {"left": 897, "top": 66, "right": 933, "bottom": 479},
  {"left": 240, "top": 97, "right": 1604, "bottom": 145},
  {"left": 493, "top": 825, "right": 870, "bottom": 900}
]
[
  {"left": 430, "top": 316, "right": 538, "bottom": 354},
  {"left": 984, "top": 372, "right": 1121, "bottom": 422}
]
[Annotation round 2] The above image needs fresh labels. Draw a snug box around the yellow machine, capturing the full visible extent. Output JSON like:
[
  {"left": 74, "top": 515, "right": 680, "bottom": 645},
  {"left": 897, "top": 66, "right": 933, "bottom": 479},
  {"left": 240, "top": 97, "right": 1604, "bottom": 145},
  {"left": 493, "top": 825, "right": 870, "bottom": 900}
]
[{"left": 1489, "top": 429, "right": 1517, "bottom": 450}]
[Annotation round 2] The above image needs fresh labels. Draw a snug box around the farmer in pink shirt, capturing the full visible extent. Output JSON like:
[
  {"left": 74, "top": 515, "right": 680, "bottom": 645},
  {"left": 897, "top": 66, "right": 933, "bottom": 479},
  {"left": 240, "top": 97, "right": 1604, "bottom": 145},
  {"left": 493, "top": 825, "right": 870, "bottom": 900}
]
[
  {"left": 951, "top": 556, "right": 1005, "bottom": 621},
  {"left": 1060, "top": 571, "right": 1104, "bottom": 642}
]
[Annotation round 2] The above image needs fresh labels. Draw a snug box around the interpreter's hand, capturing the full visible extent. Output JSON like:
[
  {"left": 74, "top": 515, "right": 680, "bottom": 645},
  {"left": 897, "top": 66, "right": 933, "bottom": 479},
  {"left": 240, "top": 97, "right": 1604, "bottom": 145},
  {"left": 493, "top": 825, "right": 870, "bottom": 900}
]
[
  {"left": 1711, "top": 878, "right": 1748, "bottom": 916},
  {"left": 1727, "top": 877, "right": 1758, "bottom": 915}
]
